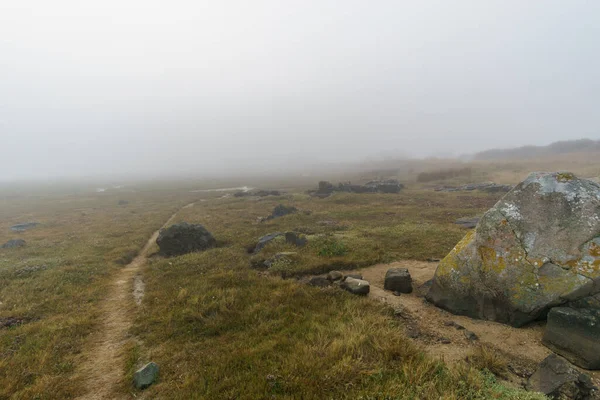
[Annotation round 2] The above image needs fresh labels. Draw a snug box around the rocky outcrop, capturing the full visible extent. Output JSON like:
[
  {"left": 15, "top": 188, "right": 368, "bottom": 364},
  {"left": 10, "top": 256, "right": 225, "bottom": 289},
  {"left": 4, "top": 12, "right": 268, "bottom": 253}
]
[
  {"left": 434, "top": 182, "right": 513, "bottom": 193},
  {"left": 156, "top": 223, "right": 216, "bottom": 257},
  {"left": 526, "top": 354, "right": 598, "bottom": 399},
  {"left": 1, "top": 239, "right": 26, "bottom": 249},
  {"left": 265, "top": 204, "right": 298, "bottom": 220},
  {"left": 310, "top": 180, "right": 404, "bottom": 197},
  {"left": 384, "top": 268, "right": 413, "bottom": 293},
  {"left": 234, "top": 189, "right": 284, "bottom": 197},
  {"left": 427, "top": 172, "right": 600, "bottom": 327},
  {"left": 543, "top": 307, "right": 600, "bottom": 370}
]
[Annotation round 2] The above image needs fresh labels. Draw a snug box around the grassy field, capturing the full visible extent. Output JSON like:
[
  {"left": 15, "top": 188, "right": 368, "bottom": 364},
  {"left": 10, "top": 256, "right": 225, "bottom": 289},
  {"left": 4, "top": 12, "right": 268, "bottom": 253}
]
[{"left": 0, "top": 166, "right": 566, "bottom": 399}]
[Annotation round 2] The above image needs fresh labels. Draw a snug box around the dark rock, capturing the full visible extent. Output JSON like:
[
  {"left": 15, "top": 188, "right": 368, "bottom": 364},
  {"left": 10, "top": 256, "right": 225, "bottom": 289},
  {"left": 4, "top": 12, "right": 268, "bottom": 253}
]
[
  {"left": 341, "top": 277, "right": 370, "bottom": 295},
  {"left": 364, "top": 179, "right": 404, "bottom": 194},
  {"left": 266, "top": 204, "right": 298, "bottom": 220},
  {"left": 156, "top": 222, "right": 216, "bottom": 257},
  {"left": 384, "top": 268, "right": 413, "bottom": 293},
  {"left": 327, "top": 270, "right": 344, "bottom": 281},
  {"left": 285, "top": 232, "right": 307, "bottom": 247},
  {"left": 464, "top": 330, "right": 478, "bottom": 341},
  {"left": 427, "top": 258, "right": 441, "bottom": 262},
  {"left": 427, "top": 172, "right": 600, "bottom": 327},
  {"left": 526, "top": 354, "right": 598, "bottom": 399},
  {"left": 543, "top": 307, "right": 600, "bottom": 370},
  {"left": 253, "top": 233, "right": 283, "bottom": 253},
  {"left": 440, "top": 337, "right": 452, "bottom": 344},
  {"left": 454, "top": 217, "right": 480, "bottom": 229},
  {"left": 0, "top": 316, "right": 30, "bottom": 329},
  {"left": 309, "top": 276, "right": 331, "bottom": 287},
  {"left": 10, "top": 222, "right": 39, "bottom": 232},
  {"left": 2, "top": 239, "right": 26, "bottom": 249},
  {"left": 444, "top": 321, "right": 466, "bottom": 330},
  {"left": 133, "top": 362, "right": 159, "bottom": 390},
  {"left": 393, "top": 291, "right": 402, "bottom": 296},
  {"left": 235, "top": 189, "right": 283, "bottom": 197},
  {"left": 435, "top": 183, "right": 513, "bottom": 193}
]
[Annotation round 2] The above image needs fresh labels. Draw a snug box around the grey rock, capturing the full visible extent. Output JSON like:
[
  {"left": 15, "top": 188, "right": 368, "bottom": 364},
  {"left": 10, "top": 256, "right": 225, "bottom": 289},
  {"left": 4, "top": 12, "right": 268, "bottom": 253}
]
[
  {"left": 309, "top": 276, "right": 331, "bottom": 287},
  {"left": 345, "top": 273, "right": 363, "bottom": 280},
  {"left": 341, "top": 277, "right": 370, "bottom": 295},
  {"left": 133, "top": 362, "right": 159, "bottom": 390},
  {"left": 384, "top": 268, "right": 413, "bottom": 293},
  {"left": 2, "top": 239, "right": 26, "bottom": 249},
  {"left": 285, "top": 232, "right": 307, "bottom": 247},
  {"left": 327, "top": 270, "right": 344, "bottom": 281},
  {"left": 463, "top": 330, "right": 478, "bottom": 341},
  {"left": 526, "top": 354, "right": 598, "bottom": 399},
  {"left": 543, "top": 307, "right": 600, "bottom": 370},
  {"left": 427, "top": 172, "right": 600, "bottom": 327},
  {"left": 10, "top": 222, "right": 39, "bottom": 232},
  {"left": 253, "top": 233, "right": 283, "bottom": 253},
  {"left": 156, "top": 222, "right": 216, "bottom": 257},
  {"left": 265, "top": 204, "right": 298, "bottom": 220},
  {"left": 454, "top": 217, "right": 480, "bottom": 229}
]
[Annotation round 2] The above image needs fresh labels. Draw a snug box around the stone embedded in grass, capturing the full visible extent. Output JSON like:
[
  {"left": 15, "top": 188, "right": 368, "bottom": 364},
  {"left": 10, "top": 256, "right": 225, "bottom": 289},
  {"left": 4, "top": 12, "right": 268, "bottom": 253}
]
[
  {"left": 253, "top": 232, "right": 283, "bottom": 253},
  {"left": 384, "top": 268, "right": 413, "bottom": 294},
  {"left": 327, "top": 270, "right": 343, "bottom": 282},
  {"left": 1, "top": 239, "right": 26, "bottom": 249},
  {"left": 133, "top": 362, "right": 159, "bottom": 390},
  {"left": 265, "top": 204, "right": 298, "bottom": 220},
  {"left": 542, "top": 307, "right": 600, "bottom": 369},
  {"left": 285, "top": 232, "right": 307, "bottom": 247},
  {"left": 526, "top": 354, "right": 597, "bottom": 398},
  {"left": 156, "top": 222, "right": 216, "bottom": 257},
  {"left": 10, "top": 222, "right": 39, "bottom": 232},
  {"left": 341, "top": 277, "right": 370, "bottom": 295}
]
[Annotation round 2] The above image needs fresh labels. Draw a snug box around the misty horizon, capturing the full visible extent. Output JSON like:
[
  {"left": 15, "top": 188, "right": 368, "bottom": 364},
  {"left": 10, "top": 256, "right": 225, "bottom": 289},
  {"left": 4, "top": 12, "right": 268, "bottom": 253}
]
[{"left": 2, "top": 1, "right": 600, "bottom": 181}]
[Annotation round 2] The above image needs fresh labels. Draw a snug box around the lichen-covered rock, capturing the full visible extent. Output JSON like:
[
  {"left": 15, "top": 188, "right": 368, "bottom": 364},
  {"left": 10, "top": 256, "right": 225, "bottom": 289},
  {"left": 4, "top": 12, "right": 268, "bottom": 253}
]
[
  {"left": 156, "top": 222, "right": 216, "bottom": 257},
  {"left": 427, "top": 172, "right": 600, "bottom": 327},
  {"left": 543, "top": 307, "right": 600, "bottom": 369}
]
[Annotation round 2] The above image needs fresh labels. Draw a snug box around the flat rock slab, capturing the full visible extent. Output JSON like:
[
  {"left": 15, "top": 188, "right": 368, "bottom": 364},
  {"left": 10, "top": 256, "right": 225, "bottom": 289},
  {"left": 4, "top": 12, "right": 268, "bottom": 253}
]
[
  {"left": 527, "top": 354, "right": 597, "bottom": 398},
  {"left": 1, "top": 239, "right": 26, "bottom": 249},
  {"left": 134, "top": 362, "right": 159, "bottom": 390},
  {"left": 341, "top": 277, "right": 370, "bottom": 295},
  {"left": 543, "top": 307, "right": 600, "bottom": 370},
  {"left": 10, "top": 222, "right": 39, "bottom": 232},
  {"left": 384, "top": 268, "right": 413, "bottom": 293}
]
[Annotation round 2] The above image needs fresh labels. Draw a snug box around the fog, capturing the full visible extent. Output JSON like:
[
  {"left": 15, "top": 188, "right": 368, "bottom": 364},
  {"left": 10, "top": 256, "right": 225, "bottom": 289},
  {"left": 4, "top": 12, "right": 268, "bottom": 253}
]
[{"left": 2, "top": 1, "right": 599, "bottom": 181}]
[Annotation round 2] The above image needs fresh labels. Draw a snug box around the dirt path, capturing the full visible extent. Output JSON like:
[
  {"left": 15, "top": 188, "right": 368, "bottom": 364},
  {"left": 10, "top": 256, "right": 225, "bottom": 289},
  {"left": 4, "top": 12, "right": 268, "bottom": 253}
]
[
  {"left": 74, "top": 203, "right": 194, "bottom": 400},
  {"left": 358, "top": 261, "right": 600, "bottom": 386}
]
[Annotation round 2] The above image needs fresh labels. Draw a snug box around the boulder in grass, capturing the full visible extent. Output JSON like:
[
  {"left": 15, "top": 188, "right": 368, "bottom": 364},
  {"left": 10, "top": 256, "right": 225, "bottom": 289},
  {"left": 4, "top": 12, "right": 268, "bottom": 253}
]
[
  {"left": 2, "top": 239, "right": 26, "bottom": 249},
  {"left": 253, "top": 233, "right": 283, "bottom": 253},
  {"left": 542, "top": 307, "right": 600, "bottom": 370},
  {"left": 156, "top": 222, "right": 216, "bottom": 257},
  {"left": 133, "top": 362, "right": 159, "bottom": 390},
  {"left": 384, "top": 268, "right": 413, "bottom": 293},
  {"left": 327, "top": 270, "right": 344, "bottom": 282},
  {"left": 341, "top": 277, "right": 370, "bottom": 295},
  {"left": 427, "top": 172, "right": 600, "bottom": 327}
]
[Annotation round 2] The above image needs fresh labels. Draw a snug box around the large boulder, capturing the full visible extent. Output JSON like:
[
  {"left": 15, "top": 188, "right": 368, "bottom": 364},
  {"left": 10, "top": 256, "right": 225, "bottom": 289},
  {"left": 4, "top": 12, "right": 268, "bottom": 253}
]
[
  {"left": 156, "top": 222, "right": 216, "bottom": 257},
  {"left": 384, "top": 268, "right": 413, "bottom": 293},
  {"left": 543, "top": 307, "right": 600, "bottom": 369},
  {"left": 266, "top": 204, "right": 298, "bottom": 220},
  {"left": 526, "top": 354, "right": 598, "bottom": 399},
  {"left": 427, "top": 172, "right": 600, "bottom": 327}
]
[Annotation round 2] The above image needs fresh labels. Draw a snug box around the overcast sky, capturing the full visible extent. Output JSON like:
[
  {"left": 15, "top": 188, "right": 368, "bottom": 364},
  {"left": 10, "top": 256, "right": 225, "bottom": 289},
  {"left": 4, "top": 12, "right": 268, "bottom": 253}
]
[{"left": 1, "top": 1, "right": 599, "bottom": 180}]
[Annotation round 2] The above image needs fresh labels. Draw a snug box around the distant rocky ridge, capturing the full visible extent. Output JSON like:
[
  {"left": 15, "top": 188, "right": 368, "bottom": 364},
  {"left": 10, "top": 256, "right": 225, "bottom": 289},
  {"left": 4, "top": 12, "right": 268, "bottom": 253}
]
[
  {"left": 472, "top": 138, "right": 600, "bottom": 161},
  {"left": 434, "top": 182, "right": 512, "bottom": 193},
  {"left": 310, "top": 179, "right": 404, "bottom": 198}
]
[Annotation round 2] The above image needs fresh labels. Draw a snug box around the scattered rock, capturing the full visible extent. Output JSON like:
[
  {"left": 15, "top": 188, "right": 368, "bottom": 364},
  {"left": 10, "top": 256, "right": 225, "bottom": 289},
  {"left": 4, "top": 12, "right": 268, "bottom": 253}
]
[
  {"left": 0, "top": 316, "right": 30, "bottom": 329},
  {"left": 253, "top": 233, "right": 283, "bottom": 253},
  {"left": 1, "top": 239, "right": 26, "bottom": 249},
  {"left": 393, "top": 305, "right": 410, "bottom": 319},
  {"left": 285, "top": 232, "right": 307, "bottom": 247},
  {"left": 526, "top": 354, "right": 598, "bottom": 399},
  {"left": 440, "top": 337, "right": 452, "bottom": 344},
  {"left": 309, "top": 276, "right": 331, "bottom": 287},
  {"left": 454, "top": 217, "right": 480, "bottom": 229},
  {"left": 406, "top": 326, "right": 421, "bottom": 338},
  {"left": 464, "top": 330, "right": 478, "bottom": 341},
  {"left": 427, "top": 172, "right": 600, "bottom": 327},
  {"left": 341, "top": 277, "right": 370, "bottom": 295},
  {"left": 384, "top": 268, "right": 413, "bottom": 293},
  {"left": 327, "top": 270, "right": 344, "bottom": 282},
  {"left": 133, "top": 362, "right": 159, "bottom": 390},
  {"left": 310, "top": 180, "right": 404, "bottom": 197},
  {"left": 434, "top": 182, "right": 513, "bottom": 193},
  {"left": 444, "top": 321, "right": 466, "bottom": 330},
  {"left": 234, "top": 189, "right": 284, "bottom": 197},
  {"left": 266, "top": 204, "right": 298, "bottom": 220},
  {"left": 10, "top": 222, "right": 39, "bottom": 232},
  {"left": 156, "top": 222, "right": 216, "bottom": 257},
  {"left": 543, "top": 307, "right": 600, "bottom": 370}
]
